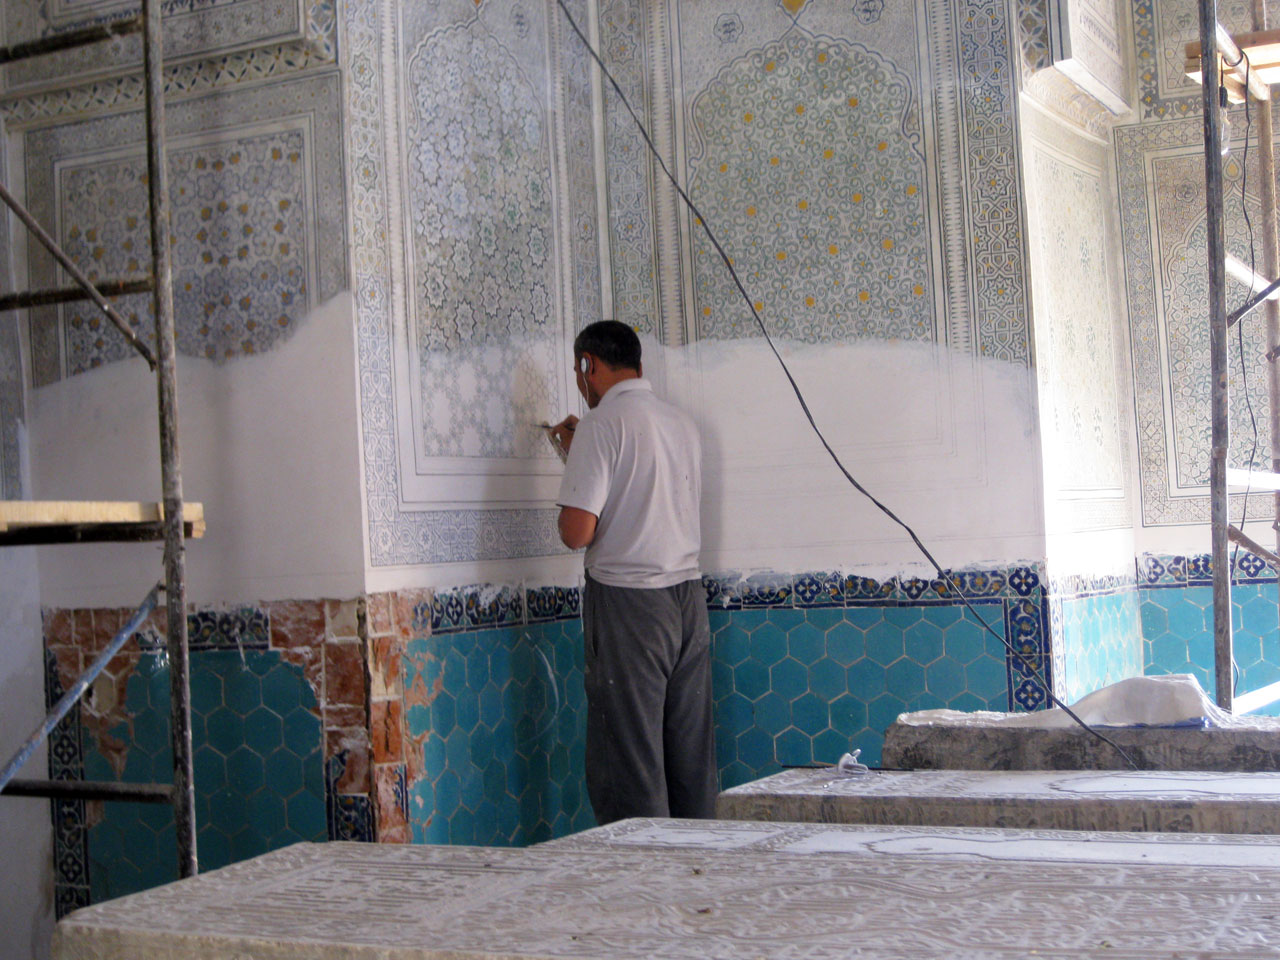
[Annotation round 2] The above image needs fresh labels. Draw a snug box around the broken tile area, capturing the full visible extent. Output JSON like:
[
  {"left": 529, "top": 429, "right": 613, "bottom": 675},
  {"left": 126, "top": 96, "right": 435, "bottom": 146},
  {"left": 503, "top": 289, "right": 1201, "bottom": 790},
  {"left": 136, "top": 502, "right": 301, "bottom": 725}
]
[
  {"left": 53, "top": 835, "right": 1280, "bottom": 959},
  {"left": 717, "top": 767, "right": 1280, "bottom": 834}
]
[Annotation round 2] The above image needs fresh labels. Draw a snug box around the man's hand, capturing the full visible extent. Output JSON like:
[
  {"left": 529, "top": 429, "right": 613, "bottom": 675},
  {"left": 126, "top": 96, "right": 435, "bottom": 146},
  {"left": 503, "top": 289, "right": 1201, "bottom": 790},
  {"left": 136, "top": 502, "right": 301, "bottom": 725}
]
[{"left": 549, "top": 414, "right": 579, "bottom": 454}]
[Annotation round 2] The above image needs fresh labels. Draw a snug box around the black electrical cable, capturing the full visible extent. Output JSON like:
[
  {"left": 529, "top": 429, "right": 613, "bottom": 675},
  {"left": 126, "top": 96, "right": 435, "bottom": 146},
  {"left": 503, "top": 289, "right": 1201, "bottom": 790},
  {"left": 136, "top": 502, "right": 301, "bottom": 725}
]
[
  {"left": 552, "top": 0, "right": 1140, "bottom": 768},
  {"left": 1230, "top": 58, "right": 1263, "bottom": 695}
]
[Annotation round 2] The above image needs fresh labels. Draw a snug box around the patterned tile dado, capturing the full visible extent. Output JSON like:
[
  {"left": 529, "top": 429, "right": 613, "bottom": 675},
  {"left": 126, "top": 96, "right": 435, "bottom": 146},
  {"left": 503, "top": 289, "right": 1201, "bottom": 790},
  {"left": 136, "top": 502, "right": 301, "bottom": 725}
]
[
  {"left": 1117, "top": 117, "right": 1279, "bottom": 525},
  {"left": 45, "top": 648, "right": 90, "bottom": 919},
  {"left": 22, "top": 72, "right": 345, "bottom": 384},
  {"left": 2, "top": 0, "right": 311, "bottom": 93},
  {"left": 1138, "top": 551, "right": 1278, "bottom": 587}
]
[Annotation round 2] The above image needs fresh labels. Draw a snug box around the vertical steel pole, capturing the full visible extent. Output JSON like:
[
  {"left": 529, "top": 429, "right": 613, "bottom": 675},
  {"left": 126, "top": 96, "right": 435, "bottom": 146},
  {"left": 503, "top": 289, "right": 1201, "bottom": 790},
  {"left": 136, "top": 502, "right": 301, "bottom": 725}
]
[
  {"left": 1252, "top": 0, "right": 1280, "bottom": 694},
  {"left": 1202, "top": 0, "right": 1234, "bottom": 711},
  {"left": 142, "top": 0, "right": 197, "bottom": 876}
]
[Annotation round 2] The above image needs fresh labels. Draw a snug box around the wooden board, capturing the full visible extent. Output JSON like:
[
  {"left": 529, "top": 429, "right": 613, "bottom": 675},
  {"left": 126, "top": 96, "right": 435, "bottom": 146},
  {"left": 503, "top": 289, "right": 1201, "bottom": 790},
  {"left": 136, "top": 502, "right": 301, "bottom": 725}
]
[{"left": 0, "top": 501, "right": 205, "bottom": 538}]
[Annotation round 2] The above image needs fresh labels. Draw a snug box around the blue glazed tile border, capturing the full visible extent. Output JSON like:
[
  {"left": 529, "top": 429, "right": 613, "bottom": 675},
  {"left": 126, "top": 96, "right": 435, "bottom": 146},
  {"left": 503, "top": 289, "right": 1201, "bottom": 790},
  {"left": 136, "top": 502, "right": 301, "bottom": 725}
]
[
  {"left": 325, "top": 752, "right": 374, "bottom": 843},
  {"left": 431, "top": 585, "right": 528, "bottom": 634},
  {"left": 526, "top": 586, "right": 581, "bottom": 623},
  {"left": 45, "top": 648, "right": 90, "bottom": 918},
  {"left": 135, "top": 608, "right": 270, "bottom": 653},
  {"left": 1138, "top": 552, "right": 1276, "bottom": 589}
]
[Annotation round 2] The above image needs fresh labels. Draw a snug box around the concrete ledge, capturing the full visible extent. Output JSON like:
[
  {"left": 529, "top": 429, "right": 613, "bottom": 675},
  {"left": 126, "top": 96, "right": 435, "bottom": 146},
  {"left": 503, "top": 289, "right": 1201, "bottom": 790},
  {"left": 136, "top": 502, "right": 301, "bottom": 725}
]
[{"left": 883, "top": 715, "right": 1280, "bottom": 771}]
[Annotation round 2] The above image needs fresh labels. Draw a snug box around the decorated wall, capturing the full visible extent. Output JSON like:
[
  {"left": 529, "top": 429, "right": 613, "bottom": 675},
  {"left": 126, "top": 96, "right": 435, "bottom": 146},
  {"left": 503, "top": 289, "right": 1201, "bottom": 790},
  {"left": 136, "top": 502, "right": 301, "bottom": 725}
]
[{"left": 350, "top": 0, "right": 1046, "bottom": 593}]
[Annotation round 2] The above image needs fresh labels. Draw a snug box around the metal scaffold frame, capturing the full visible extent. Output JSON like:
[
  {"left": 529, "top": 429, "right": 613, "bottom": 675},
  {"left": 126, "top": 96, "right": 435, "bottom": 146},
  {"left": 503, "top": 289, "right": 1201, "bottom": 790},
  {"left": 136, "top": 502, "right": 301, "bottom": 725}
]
[
  {"left": 0, "top": 0, "right": 198, "bottom": 877},
  {"left": 1194, "top": 0, "right": 1280, "bottom": 715}
]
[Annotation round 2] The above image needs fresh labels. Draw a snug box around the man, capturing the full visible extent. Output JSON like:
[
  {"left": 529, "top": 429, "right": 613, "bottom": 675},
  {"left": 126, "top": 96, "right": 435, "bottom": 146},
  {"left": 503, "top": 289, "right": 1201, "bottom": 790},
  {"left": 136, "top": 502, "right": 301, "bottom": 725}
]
[{"left": 549, "top": 320, "right": 717, "bottom": 824}]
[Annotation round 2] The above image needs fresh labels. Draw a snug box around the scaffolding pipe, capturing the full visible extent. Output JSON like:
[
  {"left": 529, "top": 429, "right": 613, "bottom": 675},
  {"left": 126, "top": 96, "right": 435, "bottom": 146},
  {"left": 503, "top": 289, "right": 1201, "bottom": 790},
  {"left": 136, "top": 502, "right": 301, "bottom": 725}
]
[
  {"left": 1, "top": 779, "right": 172, "bottom": 803},
  {"left": 0, "top": 278, "right": 152, "bottom": 312},
  {"left": 1202, "top": 0, "right": 1235, "bottom": 711},
  {"left": 0, "top": 181, "right": 156, "bottom": 368},
  {"left": 141, "top": 0, "right": 197, "bottom": 878},
  {"left": 0, "top": 16, "right": 142, "bottom": 65},
  {"left": 0, "top": 584, "right": 160, "bottom": 794},
  {"left": 1252, "top": 0, "right": 1280, "bottom": 706}
]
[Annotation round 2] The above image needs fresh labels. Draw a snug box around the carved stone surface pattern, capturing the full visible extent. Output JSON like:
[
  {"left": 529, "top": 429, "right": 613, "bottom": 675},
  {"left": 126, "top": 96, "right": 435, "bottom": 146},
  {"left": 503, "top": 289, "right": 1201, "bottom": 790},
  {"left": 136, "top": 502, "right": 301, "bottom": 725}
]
[{"left": 54, "top": 837, "right": 1280, "bottom": 958}]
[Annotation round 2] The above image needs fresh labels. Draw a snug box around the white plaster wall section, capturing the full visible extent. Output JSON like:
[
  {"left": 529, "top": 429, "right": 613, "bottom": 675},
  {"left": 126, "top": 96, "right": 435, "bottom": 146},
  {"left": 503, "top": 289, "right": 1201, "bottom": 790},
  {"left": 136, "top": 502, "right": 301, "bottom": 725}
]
[
  {"left": 30, "top": 291, "right": 365, "bottom": 607},
  {"left": 0, "top": 547, "right": 54, "bottom": 960},
  {"left": 1020, "top": 99, "right": 1131, "bottom": 538},
  {"left": 646, "top": 336, "right": 1045, "bottom": 574}
]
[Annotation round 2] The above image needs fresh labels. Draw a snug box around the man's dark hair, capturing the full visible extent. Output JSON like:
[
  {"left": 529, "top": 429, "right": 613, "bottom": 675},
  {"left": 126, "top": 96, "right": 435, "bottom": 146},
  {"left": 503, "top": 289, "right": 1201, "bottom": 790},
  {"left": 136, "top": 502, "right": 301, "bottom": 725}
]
[{"left": 574, "top": 320, "right": 641, "bottom": 371}]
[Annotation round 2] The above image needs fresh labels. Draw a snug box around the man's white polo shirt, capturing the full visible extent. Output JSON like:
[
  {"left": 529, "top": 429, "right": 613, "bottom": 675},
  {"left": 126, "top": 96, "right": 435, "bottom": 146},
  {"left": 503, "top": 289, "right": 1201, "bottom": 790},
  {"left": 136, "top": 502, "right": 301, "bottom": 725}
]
[{"left": 556, "top": 378, "right": 701, "bottom": 588}]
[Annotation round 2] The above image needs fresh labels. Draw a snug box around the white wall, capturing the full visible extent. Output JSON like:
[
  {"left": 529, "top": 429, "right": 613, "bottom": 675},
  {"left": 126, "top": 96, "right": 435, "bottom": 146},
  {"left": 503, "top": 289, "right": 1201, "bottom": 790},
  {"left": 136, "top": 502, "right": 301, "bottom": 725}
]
[
  {"left": 0, "top": 547, "right": 54, "bottom": 960},
  {"left": 30, "top": 292, "right": 365, "bottom": 607}
]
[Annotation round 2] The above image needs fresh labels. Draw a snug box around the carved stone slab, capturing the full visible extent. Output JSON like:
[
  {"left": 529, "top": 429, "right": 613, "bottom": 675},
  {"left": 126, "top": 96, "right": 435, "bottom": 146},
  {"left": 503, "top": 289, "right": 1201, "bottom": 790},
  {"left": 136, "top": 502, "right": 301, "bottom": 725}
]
[
  {"left": 547, "top": 815, "right": 1280, "bottom": 868},
  {"left": 882, "top": 714, "right": 1280, "bottom": 772},
  {"left": 717, "top": 767, "right": 1280, "bottom": 833},
  {"left": 53, "top": 834, "right": 1280, "bottom": 959}
]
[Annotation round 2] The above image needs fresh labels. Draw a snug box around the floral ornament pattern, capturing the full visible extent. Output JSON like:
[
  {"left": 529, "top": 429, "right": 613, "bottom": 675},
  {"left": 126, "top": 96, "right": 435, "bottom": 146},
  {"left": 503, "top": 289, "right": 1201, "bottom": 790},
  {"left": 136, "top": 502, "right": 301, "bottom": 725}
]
[
  {"left": 405, "top": 20, "right": 559, "bottom": 459},
  {"left": 59, "top": 129, "right": 309, "bottom": 372},
  {"left": 688, "top": 32, "right": 931, "bottom": 343}
]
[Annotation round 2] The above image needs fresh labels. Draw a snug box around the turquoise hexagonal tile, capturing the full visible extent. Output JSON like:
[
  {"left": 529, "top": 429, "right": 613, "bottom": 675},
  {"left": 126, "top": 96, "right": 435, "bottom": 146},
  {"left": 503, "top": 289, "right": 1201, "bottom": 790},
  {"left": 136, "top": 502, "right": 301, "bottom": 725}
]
[
  {"left": 965, "top": 659, "right": 1007, "bottom": 705},
  {"left": 717, "top": 691, "right": 753, "bottom": 733},
  {"left": 943, "top": 615, "right": 990, "bottom": 665},
  {"left": 847, "top": 658, "right": 886, "bottom": 696},
  {"left": 909, "top": 619, "right": 945, "bottom": 665},
  {"left": 193, "top": 745, "right": 227, "bottom": 793},
  {"left": 733, "top": 658, "right": 769, "bottom": 700},
  {"left": 948, "top": 691, "right": 987, "bottom": 712},
  {"left": 466, "top": 639, "right": 491, "bottom": 691},
  {"left": 829, "top": 693, "right": 868, "bottom": 733},
  {"left": 775, "top": 727, "right": 811, "bottom": 765},
  {"left": 284, "top": 789, "right": 325, "bottom": 835},
  {"left": 259, "top": 663, "right": 302, "bottom": 715},
  {"left": 454, "top": 688, "right": 480, "bottom": 734},
  {"left": 206, "top": 707, "right": 245, "bottom": 756},
  {"left": 478, "top": 680, "right": 504, "bottom": 728},
  {"left": 808, "top": 657, "right": 846, "bottom": 701},
  {"left": 243, "top": 706, "right": 283, "bottom": 754},
  {"left": 1164, "top": 593, "right": 1207, "bottom": 640},
  {"left": 226, "top": 746, "right": 265, "bottom": 795},
  {"left": 1149, "top": 634, "right": 1187, "bottom": 673},
  {"left": 867, "top": 693, "right": 907, "bottom": 732},
  {"left": 791, "top": 692, "right": 828, "bottom": 735},
  {"left": 787, "top": 623, "right": 825, "bottom": 665},
  {"left": 715, "top": 624, "right": 751, "bottom": 666},
  {"left": 433, "top": 770, "right": 462, "bottom": 819},
  {"left": 131, "top": 709, "right": 169, "bottom": 756},
  {"left": 263, "top": 748, "right": 305, "bottom": 798},
  {"left": 445, "top": 727, "right": 471, "bottom": 771},
  {"left": 736, "top": 727, "right": 774, "bottom": 771},
  {"left": 825, "top": 620, "right": 865, "bottom": 666},
  {"left": 712, "top": 656, "right": 735, "bottom": 698},
  {"left": 459, "top": 767, "right": 485, "bottom": 813},
  {"left": 886, "top": 657, "right": 927, "bottom": 700},
  {"left": 753, "top": 691, "right": 790, "bottom": 735},
  {"left": 223, "top": 669, "right": 262, "bottom": 716},
  {"left": 470, "top": 725, "right": 495, "bottom": 769},
  {"left": 190, "top": 670, "right": 223, "bottom": 716},
  {"left": 864, "top": 619, "right": 905, "bottom": 666},
  {"left": 748, "top": 620, "right": 787, "bottom": 666},
  {"left": 812, "top": 727, "right": 850, "bottom": 763},
  {"left": 430, "top": 690, "right": 457, "bottom": 734},
  {"left": 925, "top": 656, "right": 966, "bottom": 701},
  {"left": 770, "top": 658, "right": 807, "bottom": 701}
]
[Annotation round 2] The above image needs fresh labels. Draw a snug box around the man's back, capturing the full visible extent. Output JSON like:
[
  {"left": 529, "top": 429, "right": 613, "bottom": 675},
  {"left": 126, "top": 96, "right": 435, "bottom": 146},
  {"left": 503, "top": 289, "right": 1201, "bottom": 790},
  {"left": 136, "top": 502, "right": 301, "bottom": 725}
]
[{"left": 558, "top": 378, "right": 701, "bottom": 588}]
